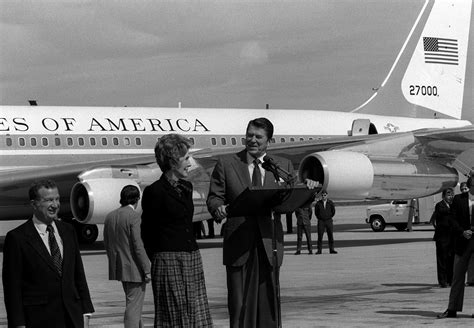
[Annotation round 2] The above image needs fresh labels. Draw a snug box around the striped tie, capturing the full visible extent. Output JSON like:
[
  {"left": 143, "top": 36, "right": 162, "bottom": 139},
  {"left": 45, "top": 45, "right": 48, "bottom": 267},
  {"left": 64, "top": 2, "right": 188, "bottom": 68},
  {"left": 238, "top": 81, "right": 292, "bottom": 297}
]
[{"left": 46, "top": 224, "right": 63, "bottom": 276}]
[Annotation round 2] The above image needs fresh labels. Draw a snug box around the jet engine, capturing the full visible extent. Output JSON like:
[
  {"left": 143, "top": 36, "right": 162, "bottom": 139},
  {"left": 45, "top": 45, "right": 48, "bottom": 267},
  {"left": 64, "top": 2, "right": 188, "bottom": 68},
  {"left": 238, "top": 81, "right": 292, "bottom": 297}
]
[
  {"left": 71, "top": 178, "right": 140, "bottom": 224},
  {"left": 70, "top": 163, "right": 211, "bottom": 225},
  {"left": 298, "top": 151, "right": 458, "bottom": 200}
]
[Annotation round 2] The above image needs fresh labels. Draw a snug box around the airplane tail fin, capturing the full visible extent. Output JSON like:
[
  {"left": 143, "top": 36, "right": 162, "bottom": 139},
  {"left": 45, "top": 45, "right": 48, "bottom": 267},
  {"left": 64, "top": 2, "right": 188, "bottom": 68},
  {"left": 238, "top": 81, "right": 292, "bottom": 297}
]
[{"left": 351, "top": 0, "right": 472, "bottom": 120}]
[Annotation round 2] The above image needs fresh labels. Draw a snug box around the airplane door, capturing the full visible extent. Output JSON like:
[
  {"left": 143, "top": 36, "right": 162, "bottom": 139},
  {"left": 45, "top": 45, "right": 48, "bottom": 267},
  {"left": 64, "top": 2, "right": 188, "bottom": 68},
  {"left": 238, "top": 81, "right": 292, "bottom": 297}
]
[{"left": 349, "top": 119, "right": 377, "bottom": 136}]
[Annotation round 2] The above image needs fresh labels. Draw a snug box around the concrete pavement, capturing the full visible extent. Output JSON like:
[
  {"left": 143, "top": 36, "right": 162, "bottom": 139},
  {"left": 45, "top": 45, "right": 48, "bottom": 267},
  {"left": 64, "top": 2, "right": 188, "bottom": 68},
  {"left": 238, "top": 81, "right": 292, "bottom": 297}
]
[{"left": 1, "top": 211, "right": 473, "bottom": 327}]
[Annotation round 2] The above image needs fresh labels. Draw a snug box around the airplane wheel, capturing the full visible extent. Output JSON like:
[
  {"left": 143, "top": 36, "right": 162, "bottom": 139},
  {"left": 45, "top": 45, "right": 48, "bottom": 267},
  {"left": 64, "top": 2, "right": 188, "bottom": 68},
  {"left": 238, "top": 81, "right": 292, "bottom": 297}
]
[
  {"left": 74, "top": 222, "right": 99, "bottom": 244},
  {"left": 370, "top": 216, "right": 386, "bottom": 232}
]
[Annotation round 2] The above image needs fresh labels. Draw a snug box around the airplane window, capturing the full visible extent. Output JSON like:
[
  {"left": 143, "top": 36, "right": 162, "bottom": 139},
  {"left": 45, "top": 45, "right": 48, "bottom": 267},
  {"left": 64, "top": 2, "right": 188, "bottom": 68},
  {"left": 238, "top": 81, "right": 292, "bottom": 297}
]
[
  {"left": 55, "top": 137, "right": 61, "bottom": 146},
  {"left": 241, "top": 138, "right": 246, "bottom": 145},
  {"left": 78, "top": 138, "right": 84, "bottom": 146},
  {"left": 211, "top": 138, "right": 216, "bottom": 146},
  {"left": 67, "top": 137, "right": 73, "bottom": 146},
  {"left": 231, "top": 137, "right": 236, "bottom": 145},
  {"left": 30, "top": 138, "right": 37, "bottom": 146},
  {"left": 42, "top": 138, "right": 48, "bottom": 146},
  {"left": 124, "top": 137, "right": 131, "bottom": 146},
  {"left": 221, "top": 138, "right": 226, "bottom": 145},
  {"left": 270, "top": 138, "right": 275, "bottom": 143},
  {"left": 309, "top": 137, "right": 313, "bottom": 140},
  {"left": 135, "top": 138, "right": 141, "bottom": 146},
  {"left": 299, "top": 137, "right": 304, "bottom": 141},
  {"left": 19, "top": 138, "right": 25, "bottom": 146},
  {"left": 90, "top": 137, "right": 96, "bottom": 146},
  {"left": 189, "top": 137, "right": 195, "bottom": 145},
  {"left": 280, "top": 138, "right": 286, "bottom": 143},
  {"left": 6, "top": 137, "right": 12, "bottom": 147},
  {"left": 102, "top": 137, "right": 107, "bottom": 146},
  {"left": 290, "top": 137, "right": 295, "bottom": 142},
  {"left": 113, "top": 137, "right": 119, "bottom": 146}
]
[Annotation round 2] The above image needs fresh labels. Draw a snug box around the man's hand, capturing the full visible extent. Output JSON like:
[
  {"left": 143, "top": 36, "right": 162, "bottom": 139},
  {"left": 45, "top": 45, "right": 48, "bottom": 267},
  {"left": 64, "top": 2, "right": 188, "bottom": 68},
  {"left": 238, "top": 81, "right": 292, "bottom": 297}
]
[
  {"left": 304, "top": 179, "right": 319, "bottom": 190},
  {"left": 462, "top": 230, "right": 472, "bottom": 239},
  {"left": 144, "top": 273, "right": 152, "bottom": 283},
  {"left": 214, "top": 205, "right": 228, "bottom": 223}
]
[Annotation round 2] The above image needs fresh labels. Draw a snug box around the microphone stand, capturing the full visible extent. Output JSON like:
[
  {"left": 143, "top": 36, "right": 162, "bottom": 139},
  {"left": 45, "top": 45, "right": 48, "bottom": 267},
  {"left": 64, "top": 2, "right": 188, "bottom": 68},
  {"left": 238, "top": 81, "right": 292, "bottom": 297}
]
[{"left": 262, "top": 160, "right": 294, "bottom": 328}]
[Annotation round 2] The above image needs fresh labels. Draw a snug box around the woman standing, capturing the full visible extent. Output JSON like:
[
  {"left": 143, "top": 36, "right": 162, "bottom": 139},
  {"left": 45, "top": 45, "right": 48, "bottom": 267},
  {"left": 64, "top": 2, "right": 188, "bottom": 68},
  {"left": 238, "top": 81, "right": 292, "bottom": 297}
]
[{"left": 141, "top": 134, "right": 212, "bottom": 327}]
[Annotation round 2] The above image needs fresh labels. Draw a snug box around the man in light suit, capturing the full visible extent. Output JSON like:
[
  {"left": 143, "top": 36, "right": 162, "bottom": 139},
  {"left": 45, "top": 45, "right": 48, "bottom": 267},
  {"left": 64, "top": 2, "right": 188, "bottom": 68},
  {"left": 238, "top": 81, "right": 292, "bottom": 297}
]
[
  {"left": 104, "top": 185, "right": 151, "bottom": 328},
  {"left": 438, "top": 176, "right": 474, "bottom": 319},
  {"left": 2, "top": 179, "right": 94, "bottom": 328},
  {"left": 207, "top": 117, "right": 317, "bottom": 327}
]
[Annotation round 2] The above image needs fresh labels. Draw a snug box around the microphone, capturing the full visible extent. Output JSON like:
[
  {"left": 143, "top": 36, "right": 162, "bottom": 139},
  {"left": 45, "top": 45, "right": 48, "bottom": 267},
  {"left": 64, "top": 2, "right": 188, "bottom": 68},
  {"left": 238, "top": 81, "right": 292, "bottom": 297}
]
[{"left": 262, "top": 155, "right": 295, "bottom": 186}]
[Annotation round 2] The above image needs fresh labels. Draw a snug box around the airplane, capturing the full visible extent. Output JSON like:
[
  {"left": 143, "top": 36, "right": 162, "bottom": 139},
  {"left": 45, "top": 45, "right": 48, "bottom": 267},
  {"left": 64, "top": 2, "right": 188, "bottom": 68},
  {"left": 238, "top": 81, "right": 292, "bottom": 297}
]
[{"left": 0, "top": 0, "right": 472, "bottom": 244}]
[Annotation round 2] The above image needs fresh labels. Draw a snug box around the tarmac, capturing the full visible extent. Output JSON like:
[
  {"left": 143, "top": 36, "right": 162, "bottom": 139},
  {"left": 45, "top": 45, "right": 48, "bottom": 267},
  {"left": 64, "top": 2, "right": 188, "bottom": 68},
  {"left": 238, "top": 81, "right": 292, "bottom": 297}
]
[{"left": 1, "top": 206, "right": 473, "bottom": 327}]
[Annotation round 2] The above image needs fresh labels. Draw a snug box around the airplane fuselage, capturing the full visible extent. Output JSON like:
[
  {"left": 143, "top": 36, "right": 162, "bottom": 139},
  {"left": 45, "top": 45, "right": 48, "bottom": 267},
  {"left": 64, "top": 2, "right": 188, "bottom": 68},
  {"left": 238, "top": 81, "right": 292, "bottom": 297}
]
[{"left": 1, "top": 106, "right": 469, "bottom": 171}]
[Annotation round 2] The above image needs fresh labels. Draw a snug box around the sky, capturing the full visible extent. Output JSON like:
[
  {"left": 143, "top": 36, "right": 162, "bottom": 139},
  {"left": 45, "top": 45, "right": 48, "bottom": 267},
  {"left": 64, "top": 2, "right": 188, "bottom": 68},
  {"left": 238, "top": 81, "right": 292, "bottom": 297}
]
[{"left": 0, "top": 0, "right": 448, "bottom": 111}]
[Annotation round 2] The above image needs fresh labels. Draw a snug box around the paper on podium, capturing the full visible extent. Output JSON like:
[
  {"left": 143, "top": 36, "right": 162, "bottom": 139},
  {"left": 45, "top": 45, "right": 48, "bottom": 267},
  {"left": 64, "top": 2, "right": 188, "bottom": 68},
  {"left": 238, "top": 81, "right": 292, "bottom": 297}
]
[{"left": 226, "top": 183, "right": 319, "bottom": 217}]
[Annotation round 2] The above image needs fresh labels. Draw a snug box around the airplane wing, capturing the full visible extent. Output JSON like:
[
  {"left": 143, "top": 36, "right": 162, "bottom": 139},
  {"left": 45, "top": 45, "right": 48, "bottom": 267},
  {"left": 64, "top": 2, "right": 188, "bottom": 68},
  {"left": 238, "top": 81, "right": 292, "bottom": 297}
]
[{"left": 296, "top": 125, "right": 474, "bottom": 200}]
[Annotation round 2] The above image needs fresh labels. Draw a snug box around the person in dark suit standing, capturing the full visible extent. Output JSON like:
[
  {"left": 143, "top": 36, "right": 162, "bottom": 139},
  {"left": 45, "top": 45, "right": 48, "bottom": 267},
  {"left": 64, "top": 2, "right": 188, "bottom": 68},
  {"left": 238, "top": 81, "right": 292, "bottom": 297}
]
[
  {"left": 437, "top": 176, "right": 474, "bottom": 319},
  {"left": 2, "top": 179, "right": 94, "bottom": 328},
  {"left": 294, "top": 202, "right": 314, "bottom": 255},
  {"left": 207, "top": 117, "right": 317, "bottom": 328},
  {"left": 314, "top": 190, "right": 337, "bottom": 254},
  {"left": 430, "top": 188, "right": 455, "bottom": 288},
  {"left": 459, "top": 181, "right": 474, "bottom": 287},
  {"left": 141, "top": 134, "right": 212, "bottom": 327},
  {"left": 104, "top": 185, "right": 151, "bottom": 328}
]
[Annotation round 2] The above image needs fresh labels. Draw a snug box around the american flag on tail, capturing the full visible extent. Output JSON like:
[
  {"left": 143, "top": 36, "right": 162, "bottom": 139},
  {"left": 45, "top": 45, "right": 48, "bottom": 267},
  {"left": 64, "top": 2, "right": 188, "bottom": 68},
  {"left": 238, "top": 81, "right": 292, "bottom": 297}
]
[{"left": 423, "top": 37, "right": 458, "bottom": 65}]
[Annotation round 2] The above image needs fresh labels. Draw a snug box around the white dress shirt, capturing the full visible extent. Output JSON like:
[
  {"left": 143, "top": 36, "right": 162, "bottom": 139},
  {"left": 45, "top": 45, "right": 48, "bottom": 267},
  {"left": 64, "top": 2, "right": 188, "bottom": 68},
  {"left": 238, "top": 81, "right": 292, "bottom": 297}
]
[{"left": 32, "top": 216, "right": 64, "bottom": 257}]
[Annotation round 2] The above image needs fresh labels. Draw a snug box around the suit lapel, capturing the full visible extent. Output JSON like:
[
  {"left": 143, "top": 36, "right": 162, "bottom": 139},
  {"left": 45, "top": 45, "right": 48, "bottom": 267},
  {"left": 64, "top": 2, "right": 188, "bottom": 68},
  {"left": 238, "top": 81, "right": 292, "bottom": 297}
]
[
  {"left": 231, "top": 150, "right": 252, "bottom": 188},
  {"left": 56, "top": 221, "right": 71, "bottom": 276},
  {"left": 24, "top": 219, "right": 59, "bottom": 275}
]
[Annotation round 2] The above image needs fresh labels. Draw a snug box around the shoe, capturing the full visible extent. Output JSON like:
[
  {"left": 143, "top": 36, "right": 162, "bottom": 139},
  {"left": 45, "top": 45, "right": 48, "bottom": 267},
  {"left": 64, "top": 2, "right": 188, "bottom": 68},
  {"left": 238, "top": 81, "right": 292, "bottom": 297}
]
[
  {"left": 308, "top": 251, "right": 313, "bottom": 255},
  {"left": 294, "top": 251, "right": 301, "bottom": 255},
  {"left": 437, "top": 310, "right": 457, "bottom": 319},
  {"left": 330, "top": 250, "right": 338, "bottom": 254},
  {"left": 315, "top": 251, "right": 322, "bottom": 255}
]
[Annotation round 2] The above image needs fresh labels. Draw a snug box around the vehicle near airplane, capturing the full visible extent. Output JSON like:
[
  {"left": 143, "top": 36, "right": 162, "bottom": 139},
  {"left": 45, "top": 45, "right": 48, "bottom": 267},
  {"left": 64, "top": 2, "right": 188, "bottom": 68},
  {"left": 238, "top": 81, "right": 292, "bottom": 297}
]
[
  {"left": 0, "top": 0, "right": 472, "bottom": 243},
  {"left": 365, "top": 195, "right": 440, "bottom": 232}
]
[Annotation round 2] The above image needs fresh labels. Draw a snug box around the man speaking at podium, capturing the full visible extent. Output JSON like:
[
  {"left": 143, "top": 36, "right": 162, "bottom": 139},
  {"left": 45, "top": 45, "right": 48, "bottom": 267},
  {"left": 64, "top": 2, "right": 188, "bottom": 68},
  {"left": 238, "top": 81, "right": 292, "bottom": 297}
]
[{"left": 207, "top": 117, "right": 316, "bottom": 327}]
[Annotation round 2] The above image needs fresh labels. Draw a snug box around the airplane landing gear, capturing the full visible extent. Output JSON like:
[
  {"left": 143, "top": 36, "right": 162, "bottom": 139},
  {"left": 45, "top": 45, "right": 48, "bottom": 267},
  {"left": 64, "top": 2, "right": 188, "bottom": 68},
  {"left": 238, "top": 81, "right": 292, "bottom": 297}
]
[{"left": 65, "top": 219, "right": 99, "bottom": 244}]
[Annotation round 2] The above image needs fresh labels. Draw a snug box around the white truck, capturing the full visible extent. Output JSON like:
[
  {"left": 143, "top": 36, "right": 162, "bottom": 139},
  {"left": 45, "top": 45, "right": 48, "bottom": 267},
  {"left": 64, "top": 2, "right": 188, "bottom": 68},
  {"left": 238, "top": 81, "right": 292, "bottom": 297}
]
[{"left": 366, "top": 195, "right": 440, "bottom": 232}]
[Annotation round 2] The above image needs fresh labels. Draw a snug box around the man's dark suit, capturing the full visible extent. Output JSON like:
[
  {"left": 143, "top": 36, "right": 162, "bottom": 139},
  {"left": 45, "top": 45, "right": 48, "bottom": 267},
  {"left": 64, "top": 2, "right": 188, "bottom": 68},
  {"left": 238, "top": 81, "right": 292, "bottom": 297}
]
[
  {"left": 207, "top": 149, "right": 293, "bottom": 327},
  {"left": 447, "top": 192, "right": 474, "bottom": 312},
  {"left": 2, "top": 219, "right": 94, "bottom": 328},
  {"left": 431, "top": 200, "right": 455, "bottom": 286}
]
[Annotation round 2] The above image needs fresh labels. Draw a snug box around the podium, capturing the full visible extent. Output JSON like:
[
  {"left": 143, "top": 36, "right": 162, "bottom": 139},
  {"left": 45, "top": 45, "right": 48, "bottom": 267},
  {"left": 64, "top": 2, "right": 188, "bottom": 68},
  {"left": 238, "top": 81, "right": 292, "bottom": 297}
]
[
  {"left": 226, "top": 183, "right": 320, "bottom": 328},
  {"left": 227, "top": 183, "right": 319, "bottom": 217}
]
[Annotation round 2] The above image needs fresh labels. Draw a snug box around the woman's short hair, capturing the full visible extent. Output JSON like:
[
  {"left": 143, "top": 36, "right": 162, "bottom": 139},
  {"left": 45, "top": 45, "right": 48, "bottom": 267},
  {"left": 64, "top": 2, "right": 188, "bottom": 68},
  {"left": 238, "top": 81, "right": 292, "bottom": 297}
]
[
  {"left": 120, "top": 185, "right": 140, "bottom": 206},
  {"left": 154, "top": 134, "right": 191, "bottom": 172}
]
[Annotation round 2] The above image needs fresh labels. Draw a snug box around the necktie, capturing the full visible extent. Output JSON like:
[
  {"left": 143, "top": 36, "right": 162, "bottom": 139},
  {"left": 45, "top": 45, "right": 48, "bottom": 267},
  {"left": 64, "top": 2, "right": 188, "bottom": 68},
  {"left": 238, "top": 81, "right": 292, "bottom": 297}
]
[
  {"left": 252, "top": 159, "right": 262, "bottom": 187},
  {"left": 46, "top": 224, "right": 63, "bottom": 276}
]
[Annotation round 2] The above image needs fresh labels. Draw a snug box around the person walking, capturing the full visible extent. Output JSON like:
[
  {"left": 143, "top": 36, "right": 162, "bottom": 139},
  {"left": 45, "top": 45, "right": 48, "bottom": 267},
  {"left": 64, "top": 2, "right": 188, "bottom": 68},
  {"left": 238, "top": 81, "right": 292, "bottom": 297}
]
[{"left": 104, "top": 185, "right": 151, "bottom": 328}]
